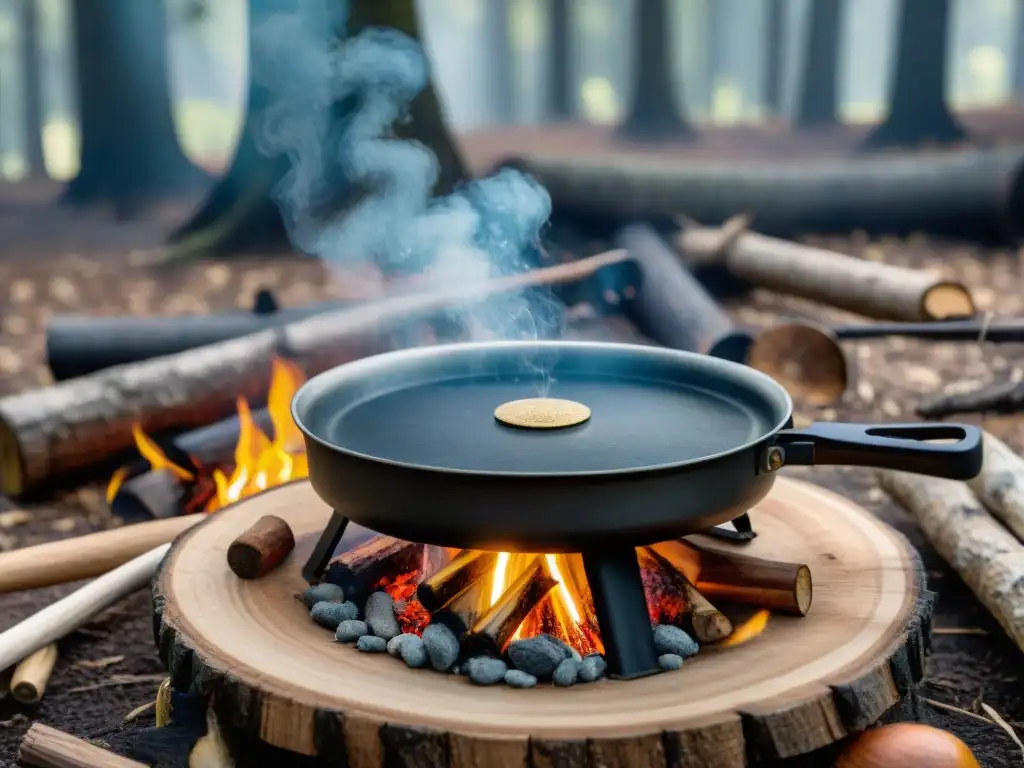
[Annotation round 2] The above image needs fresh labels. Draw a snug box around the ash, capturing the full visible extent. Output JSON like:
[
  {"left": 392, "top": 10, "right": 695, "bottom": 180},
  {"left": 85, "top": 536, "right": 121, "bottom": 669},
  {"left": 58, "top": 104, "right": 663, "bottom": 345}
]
[{"left": 301, "top": 584, "right": 699, "bottom": 688}]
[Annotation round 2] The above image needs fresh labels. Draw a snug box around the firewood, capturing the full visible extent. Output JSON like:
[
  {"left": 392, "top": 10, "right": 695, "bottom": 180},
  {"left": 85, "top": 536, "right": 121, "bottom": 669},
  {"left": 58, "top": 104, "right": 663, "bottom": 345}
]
[
  {"left": 641, "top": 548, "right": 734, "bottom": 642},
  {"left": 110, "top": 469, "right": 186, "bottom": 522},
  {"left": 10, "top": 643, "right": 58, "bottom": 705},
  {"left": 968, "top": 432, "right": 1024, "bottom": 543},
  {"left": 0, "top": 249, "right": 630, "bottom": 498},
  {"left": 416, "top": 550, "right": 499, "bottom": 612},
  {"left": 227, "top": 515, "right": 296, "bottom": 579},
  {"left": 677, "top": 223, "right": 975, "bottom": 322},
  {"left": 917, "top": 379, "right": 1024, "bottom": 419},
  {"left": 323, "top": 535, "right": 425, "bottom": 608},
  {"left": 879, "top": 469, "right": 1024, "bottom": 652},
  {"left": 18, "top": 723, "right": 147, "bottom": 768},
  {"left": 463, "top": 557, "right": 557, "bottom": 657}
]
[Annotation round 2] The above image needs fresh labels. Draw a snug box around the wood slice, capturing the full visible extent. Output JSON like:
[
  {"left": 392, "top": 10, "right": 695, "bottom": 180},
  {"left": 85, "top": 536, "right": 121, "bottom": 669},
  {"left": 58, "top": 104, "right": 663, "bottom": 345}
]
[{"left": 153, "top": 478, "right": 931, "bottom": 767}]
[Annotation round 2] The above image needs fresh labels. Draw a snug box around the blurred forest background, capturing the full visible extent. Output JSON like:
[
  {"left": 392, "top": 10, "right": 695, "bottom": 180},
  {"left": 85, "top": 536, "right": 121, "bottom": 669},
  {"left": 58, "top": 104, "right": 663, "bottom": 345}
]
[{"left": 0, "top": 0, "right": 1022, "bottom": 183}]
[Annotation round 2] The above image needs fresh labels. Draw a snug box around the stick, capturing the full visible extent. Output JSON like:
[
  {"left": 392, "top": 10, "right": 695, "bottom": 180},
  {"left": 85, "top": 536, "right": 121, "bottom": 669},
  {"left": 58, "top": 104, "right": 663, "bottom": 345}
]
[
  {"left": 0, "top": 515, "right": 198, "bottom": 595},
  {"left": 917, "top": 379, "right": 1024, "bottom": 419},
  {"left": 0, "top": 544, "right": 169, "bottom": 671},
  {"left": 0, "top": 249, "right": 631, "bottom": 497},
  {"left": 968, "top": 432, "right": 1024, "bottom": 543},
  {"left": 10, "top": 643, "right": 58, "bottom": 704},
  {"left": 878, "top": 469, "right": 1024, "bottom": 652},
  {"left": 18, "top": 723, "right": 148, "bottom": 768},
  {"left": 677, "top": 224, "right": 975, "bottom": 322},
  {"left": 416, "top": 549, "right": 500, "bottom": 612},
  {"left": 227, "top": 515, "right": 295, "bottom": 579},
  {"left": 463, "top": 557, "right": 557, "bottom": 657}
]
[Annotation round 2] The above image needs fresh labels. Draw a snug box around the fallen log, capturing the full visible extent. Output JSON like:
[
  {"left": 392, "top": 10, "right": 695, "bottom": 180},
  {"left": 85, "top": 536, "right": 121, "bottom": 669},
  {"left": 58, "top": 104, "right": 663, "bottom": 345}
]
[
  {"left": 916, "top": 379, "right": 1024, "bottom": 419},
  {"left": 677, "top": 220, "right": 975, "bottom": 322},
  {"left": 878, "top": 469, "right": 1024, "bottom": 653},
  {"left": 968, "top": 432, "right": 1024, "bottom": 543},
  {"left": 503, "top": 145, "right": 1024, "bottom": 244},
  {"left": 0, "top": 250, "right": 631, "bottom": 497}
]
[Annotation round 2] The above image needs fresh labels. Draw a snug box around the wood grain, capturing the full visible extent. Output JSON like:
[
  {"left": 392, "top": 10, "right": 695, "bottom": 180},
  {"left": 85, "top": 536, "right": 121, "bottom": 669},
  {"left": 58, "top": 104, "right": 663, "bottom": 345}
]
[{"left": 18, "top": 723, "right": 147, "bottom": 768}]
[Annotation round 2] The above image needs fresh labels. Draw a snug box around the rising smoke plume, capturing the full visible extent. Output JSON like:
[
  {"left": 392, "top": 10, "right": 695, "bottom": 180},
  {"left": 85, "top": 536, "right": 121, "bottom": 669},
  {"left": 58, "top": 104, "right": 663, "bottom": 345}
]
[{"left": 249, "top": 0, "right": 563, "bottom": 344}]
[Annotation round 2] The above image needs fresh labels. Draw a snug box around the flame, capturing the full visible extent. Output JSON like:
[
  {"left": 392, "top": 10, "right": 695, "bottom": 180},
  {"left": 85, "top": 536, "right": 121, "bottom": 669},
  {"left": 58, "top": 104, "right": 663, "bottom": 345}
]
[
  {"left": 105, "top": 424, "right": 195, "bottom": 501},
  {"left": 719, "top": 610, "right": 770, "bottom": 647}
]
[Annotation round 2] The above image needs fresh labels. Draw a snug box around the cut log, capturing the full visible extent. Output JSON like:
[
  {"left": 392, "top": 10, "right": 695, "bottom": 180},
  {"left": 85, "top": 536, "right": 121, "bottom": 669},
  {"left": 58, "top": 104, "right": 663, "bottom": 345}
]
[
  {"left": 0, "top": 249, "right": 630, "bottom": 497},
  {"left": 879, "top": 469, "right": 1024, "bottom": 652},
  {"left": 501, "top": 146, "right": 1024, "bottom": 244},
  {"left": 18, "top": 723, "right": 148, "bottom": 768},
  {"left": 227, "top": 515, "right": 296, "bottom": 579},
  {"left": 323, "top": 534, "right": 424, "bottom": 609},
  {"left": 967, "top": 432, "right": 1024, "bottom": 542},
  {"left": 152, "top": 477, "right": 930, "bottom": 764},
  {"left": 916, "top": 379, "right": 1024, "bottom": 419},
  {"left": 677, "top": 223, "right": 975, "bottom": 322}
]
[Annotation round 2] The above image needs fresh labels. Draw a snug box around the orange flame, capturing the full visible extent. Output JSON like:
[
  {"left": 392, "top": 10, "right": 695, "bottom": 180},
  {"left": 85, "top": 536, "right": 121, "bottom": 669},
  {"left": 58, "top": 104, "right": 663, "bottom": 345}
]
[{"left": 719, "top": 610, "right": 770, "bottom": 647}]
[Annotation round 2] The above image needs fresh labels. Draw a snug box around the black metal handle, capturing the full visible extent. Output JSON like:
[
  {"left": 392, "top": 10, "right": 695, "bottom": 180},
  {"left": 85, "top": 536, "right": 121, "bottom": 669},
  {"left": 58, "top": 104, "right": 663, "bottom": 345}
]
[{"left": 771, "top": 422, "right": 983, "bottom": 480}]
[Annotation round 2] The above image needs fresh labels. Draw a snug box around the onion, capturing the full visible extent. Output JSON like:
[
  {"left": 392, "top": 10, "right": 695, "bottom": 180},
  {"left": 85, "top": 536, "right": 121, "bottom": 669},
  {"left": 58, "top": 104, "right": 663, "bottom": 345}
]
[{"left": 836, "top": 724, "right": 980, "bottom": 768}]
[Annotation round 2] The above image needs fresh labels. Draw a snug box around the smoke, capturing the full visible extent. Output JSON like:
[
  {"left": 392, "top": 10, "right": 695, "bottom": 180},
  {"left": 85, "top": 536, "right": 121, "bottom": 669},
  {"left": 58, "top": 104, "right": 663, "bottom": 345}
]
[{"left": 248, "top": 0, "right": 563, "bottom": 351}]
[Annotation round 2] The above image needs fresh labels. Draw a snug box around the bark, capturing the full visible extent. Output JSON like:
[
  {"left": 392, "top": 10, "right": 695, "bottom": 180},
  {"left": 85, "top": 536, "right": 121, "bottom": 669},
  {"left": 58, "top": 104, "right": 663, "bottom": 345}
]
[
  {"left": 169, "top": 0, "right": 467, "bottom": 259},
  {"left": 619, "top": 0, "right": 693, "bottom": 140},
  {"left": 862, "top": 0, "right": 966, "bottom": 149},
  {"left": 20, "top": 0, "right": 46, "bottom": 177},
  {"left": 64, "top": 0, "right": 207, "bottom": 215},
  {"left": 795, "top": 0, "right": 842, "bottom": 128},
  {"left": 763, "top": 0, "right": 785, "bottom": 115},
  {"left": 547, "top": 0, "right": 571, "bottom": 119},
  {"left": 484, "top": 0, "right": 514, "bottom": 123}
]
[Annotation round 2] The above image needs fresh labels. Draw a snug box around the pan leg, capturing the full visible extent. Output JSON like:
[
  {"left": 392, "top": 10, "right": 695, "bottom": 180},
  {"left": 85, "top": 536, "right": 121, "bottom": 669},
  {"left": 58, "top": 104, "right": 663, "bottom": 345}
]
[
  {"left": 302, "top": 511, "right": 349, "bottom": 584},
  {"left": 581, "top": 548, "right": 660, "bottom": 679}
]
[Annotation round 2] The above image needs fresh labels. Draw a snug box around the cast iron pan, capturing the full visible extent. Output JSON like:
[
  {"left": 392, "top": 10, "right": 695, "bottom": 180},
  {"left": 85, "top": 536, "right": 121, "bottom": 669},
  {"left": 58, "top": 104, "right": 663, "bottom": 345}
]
[{"left": 292, "top": 341, "right": 982, "bottom": 552}]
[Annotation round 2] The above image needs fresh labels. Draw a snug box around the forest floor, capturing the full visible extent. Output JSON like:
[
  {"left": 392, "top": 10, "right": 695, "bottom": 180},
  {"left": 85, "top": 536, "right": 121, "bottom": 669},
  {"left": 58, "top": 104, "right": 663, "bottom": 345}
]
[{"left": 1, "top": 123, "right": 1024, "bottom": 766}]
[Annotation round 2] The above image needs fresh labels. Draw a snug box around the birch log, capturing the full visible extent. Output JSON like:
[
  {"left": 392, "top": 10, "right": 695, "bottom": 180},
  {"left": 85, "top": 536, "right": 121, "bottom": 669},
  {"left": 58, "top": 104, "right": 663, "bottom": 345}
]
[
  {"left": 968, "top": 432, "right": 1024, "bottom": 543},
  {"left": 878, "top": 470, "right": 1024, "bottom": 652}
]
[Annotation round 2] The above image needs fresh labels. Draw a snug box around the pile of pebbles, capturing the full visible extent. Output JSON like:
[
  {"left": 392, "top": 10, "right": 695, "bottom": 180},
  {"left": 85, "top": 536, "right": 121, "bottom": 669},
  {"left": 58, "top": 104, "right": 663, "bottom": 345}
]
[{"left": 302, "top": 583, "right": 700, "bottom": 688}]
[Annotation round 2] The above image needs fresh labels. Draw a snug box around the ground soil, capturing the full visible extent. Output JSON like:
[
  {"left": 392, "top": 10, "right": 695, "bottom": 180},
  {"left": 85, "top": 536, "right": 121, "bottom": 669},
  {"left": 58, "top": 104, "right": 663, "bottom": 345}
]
[{"left": 1, "top": 131, "right": 1024, "bottom": 766}]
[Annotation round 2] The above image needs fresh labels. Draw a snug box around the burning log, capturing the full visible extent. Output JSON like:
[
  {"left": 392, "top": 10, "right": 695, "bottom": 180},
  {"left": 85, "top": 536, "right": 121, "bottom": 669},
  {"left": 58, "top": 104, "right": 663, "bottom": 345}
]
[
  {"left": 641, "top": 548, "right": 734, "bottom": 643},
  {"left": 323, "top": 535, "right": 425, "bottom": 609},
  {"left": 109, "top": 469, "right": 187, "bottom": 522},
  {"left": 677, "top": 219, "right": 975, "bottom": 322},
  {"left": 227, "top": 515, "right": 296, "bottom": 580},
  {"left": 917, "top": 379, "right": 1024, "bottom": 419},
  {"left": 967, "top": 432, "right": 1024, "bottom": 543},
  {"left": 0, "top": 249, "right": 631, "bottom": 498},
  {"left": 501, "top": 145, "right": 1024, "bottom": 244},
  {"left": 416, "top": 549, "right": 500, "bottom": 612},
  {"left": 429, "top": 577, "right": 489, "bottom": 639},
  {"left": 462, "top": 557, "right": 558, "bottom": 657}
]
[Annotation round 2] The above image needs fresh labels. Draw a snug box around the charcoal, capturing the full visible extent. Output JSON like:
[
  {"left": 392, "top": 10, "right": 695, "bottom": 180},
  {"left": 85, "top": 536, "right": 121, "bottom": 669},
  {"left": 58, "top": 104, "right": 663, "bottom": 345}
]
[
  {"left": 653, "top": 624, "right": 699, "bottom": 658},
  {"left": 553, "top": 658, "right": 581, "bottom": 687},
  {"left": 400, "top": 634, "right": 430, "bottom": 669},
  {"left": 579, "top": 654, "right": 607, "bottom": 683},
  {"left": 465, "top": 657, "right": 507, "bottom": 686},
  {"left": 311, "top": 600, "right": 358, "bottom": 630},
  {"left": 504, "top": 669, "right": 538, "bottom": 689},
  {"left": 507, "top": 635, "right": 568, "bottom": 679},
  {"left": 356, "top": 635, "right": 387, "bottom": 653},
  {"left": 335, "top": 620, "right": 368, "bottom": 643},
  {"left": 302, "top": 583, "right": 344, "bottom": 608},
  {"left": 364, "top": 591, "right": 401, "bottom": 640},
  {"left": 658, "top": 653, "right": 684, "bottom": 671},
  {"left": 422, "top": 623, "right": 459, "bottom": 671},
  {"left": 387, "top": 634, "right": 412, "bottom": 658}
]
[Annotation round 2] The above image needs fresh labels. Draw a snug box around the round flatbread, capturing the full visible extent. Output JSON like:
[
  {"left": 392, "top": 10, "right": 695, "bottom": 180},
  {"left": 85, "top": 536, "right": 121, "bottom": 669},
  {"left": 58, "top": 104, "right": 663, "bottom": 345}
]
[{"left": 494, "top": 398, "right": 592, "bottom": 429}]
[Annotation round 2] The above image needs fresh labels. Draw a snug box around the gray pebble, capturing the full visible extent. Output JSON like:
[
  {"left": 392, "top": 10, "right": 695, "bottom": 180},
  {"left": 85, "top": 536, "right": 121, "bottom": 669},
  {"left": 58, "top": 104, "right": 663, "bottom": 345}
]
[
  {"left": 422, "top": 623, "right": 459, "bottom": 671},
  {"left": 653, "top": 625, "right": 699, "bottom": 658},
  {"left": 551, "top": 636, "right": 582, "bottom": 663},
  {"left": 507, "top": 635, "right": 569, "bottom": 679},
  {"left": 335, "top": 620, "right": 368, "bottom": 643},
  {"left": 302, "top": 583, "right": 344, "bottom": 608},
  {"left": 579, "top": 654, "right": 607, "bottom": 683},
  {"left": 450, "top": 665, "right": 460, "bottom": 675},
  {"left": 387, "top": 634, "right": 412, "bottom": 658},
  {"left": 356, "top": 635, "right": 387, "bottom": 653},
  {"left": 465, "top": 657, "right": 507, "bottom": 686},
  {"left": 400, "top": 634, "right": 429, "bottom": 669},
  {"left": 658, "top": 654, "right": 684, "bottom": 671},
  {"left": 553, "top": 658, "right": 581, "bottom": 687},
  {"left": 310, "top": 600, "right": 359, "bottom": 630},
  {"left": 364, "top": 592, "right": 401, "bottom": 640},
  {"left": 504, "top": 669, "right": 538, "bottom": 688}
]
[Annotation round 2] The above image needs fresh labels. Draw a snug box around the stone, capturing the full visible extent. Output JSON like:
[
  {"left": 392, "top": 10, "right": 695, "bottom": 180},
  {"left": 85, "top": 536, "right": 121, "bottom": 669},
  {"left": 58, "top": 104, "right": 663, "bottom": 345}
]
[
  {"left": 579, "top": 654, "right": 607, "bottom": 683},
  {"left": 552, "top": 636, "right": 583, "bottom": 663},
  {"left": 504, "top": 670, "right": 538, "bottom": 689},
  {"left": 653, "top": 625, "right": 699, "bottom": 658},
  {"left": 364, "top": 591, "right": 401, "bottom": 640},
  {"left": 658, "top": 653, "right": 684, "bottom": 671},
  {"left": 465, "top": 657, "right": 507, "bottom": 686},
  {"left": 302, "top": 583, "right": 344, "bottom": 608},
  {"left": 422, "top": 623, "right": 459, "bottom": 672},
  {"left": 335, "top": 620, "right": 368, "bottom": 643},
  {"left": 553, "top": 658, "right": 581, "bottom": 687},
  {"left": 507, "top": 635, "right": 569, "bottom": 679},
  {"left": 387, "top": 634, "right": 412, "bottom": 658},
  {"left": 310, "top": 600, "right": 359, "bottom": 630},
  {"left": 356, "top": 635, "right": 387, "bottom": 653},
  {"left": 400, "top": 634, "right": 429, "bottom": 669}
]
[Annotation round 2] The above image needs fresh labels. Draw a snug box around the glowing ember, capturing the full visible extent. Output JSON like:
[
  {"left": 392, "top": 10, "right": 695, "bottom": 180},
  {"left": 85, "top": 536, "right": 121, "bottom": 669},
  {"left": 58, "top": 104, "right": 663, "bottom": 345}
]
[{"left": 719, "top": 610, "right": 771, "bottom": 647}]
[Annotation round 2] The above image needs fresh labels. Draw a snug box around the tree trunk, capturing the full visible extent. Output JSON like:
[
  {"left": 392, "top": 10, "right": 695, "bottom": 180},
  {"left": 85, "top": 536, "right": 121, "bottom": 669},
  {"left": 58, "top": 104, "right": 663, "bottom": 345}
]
[
  {"left": 20, "top": 0, "right": 46, "bottom": 177},
  {"left": 862, "top": 0, "right": 966, "bottom": 149},
  {"left": 64, "top": 0, "right": 207, "bottom": 215},
  {"left": 547, "top": 0, "right": 571, "bottom": 119},
  {"left": 794, "top": 0, "right": 842, "bottom": 128},
  {"left": 762, "top": 0, "right": 785, "bottom": 115},
  {"left": 484, "top": 0, "right": 514, "bottom": 123},
  {"left": 620, "top": 0, "right": 693, "bottom": 140},
  {"left": 169, "top": 0, "right": 467, "bottom": 259}
]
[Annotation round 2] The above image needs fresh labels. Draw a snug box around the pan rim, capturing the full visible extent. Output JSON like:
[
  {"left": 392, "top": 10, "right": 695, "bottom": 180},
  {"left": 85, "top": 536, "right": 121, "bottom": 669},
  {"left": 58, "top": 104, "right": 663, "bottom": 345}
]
[{"left": 291, "top": 340, "right": 795, "bottom": 478}]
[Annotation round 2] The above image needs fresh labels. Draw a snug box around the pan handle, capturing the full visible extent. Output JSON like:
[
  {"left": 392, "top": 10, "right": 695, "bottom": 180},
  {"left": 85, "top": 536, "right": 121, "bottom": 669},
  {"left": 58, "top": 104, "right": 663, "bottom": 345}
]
[{"left": 770, "top": 422, "right": 983, "bottom": 480}]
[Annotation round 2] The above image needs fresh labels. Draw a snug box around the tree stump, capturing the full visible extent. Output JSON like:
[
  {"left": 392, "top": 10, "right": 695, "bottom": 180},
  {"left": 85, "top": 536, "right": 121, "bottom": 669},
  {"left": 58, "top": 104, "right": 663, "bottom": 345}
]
[{"left": 153, "top": 478, "right": 932, "bottom": 767}]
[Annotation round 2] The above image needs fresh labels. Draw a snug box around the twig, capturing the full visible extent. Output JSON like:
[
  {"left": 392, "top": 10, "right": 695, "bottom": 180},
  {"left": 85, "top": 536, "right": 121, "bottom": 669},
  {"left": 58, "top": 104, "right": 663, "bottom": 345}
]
[
  {"left": 922, "top": 697, "right": 993, "bottom": 725},
  {"left": 932, "top": 627, "right": 989, "bottom": 636},
  {"left": 122, "top": 700, "right": 156, "bottom": 723},
  {"left": 63, "top": 673, "right": 166, "bottom": 695},
  {"left": 980, "top": 702, "right": 1024, "bottom": 761}
]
